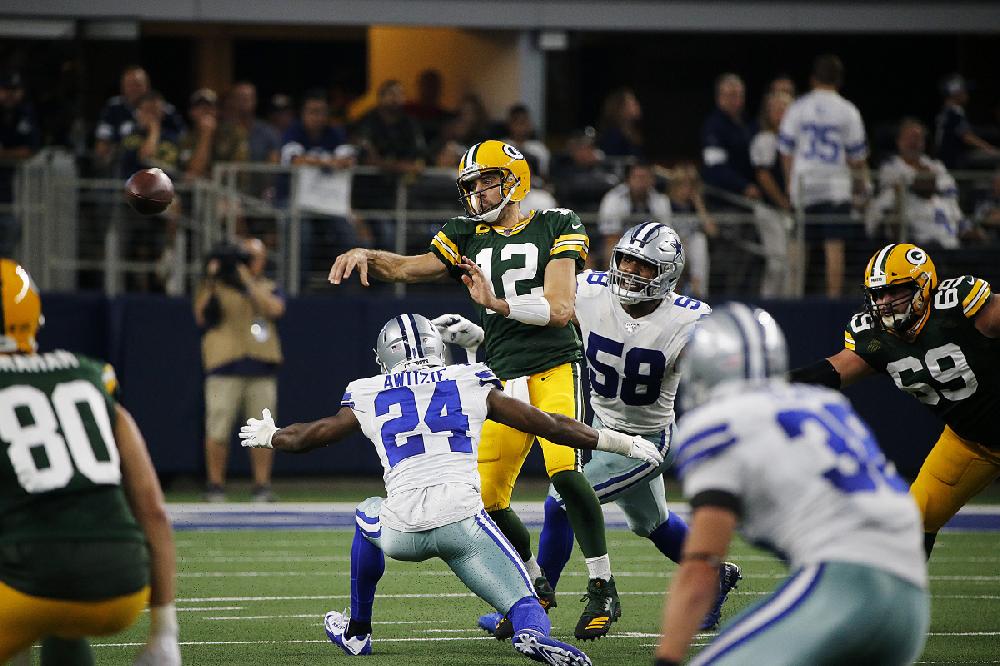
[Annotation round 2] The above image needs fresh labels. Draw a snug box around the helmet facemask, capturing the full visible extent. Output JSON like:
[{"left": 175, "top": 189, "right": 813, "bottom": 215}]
[
  {"left": 865, "top": 275, "right": 930, "bottom": 337},
  {"left": 457, "top": 168, "right": 519, "bottom": 224},
  {"left": 608, "top": 249, "right": 677, "bottom": 305}
]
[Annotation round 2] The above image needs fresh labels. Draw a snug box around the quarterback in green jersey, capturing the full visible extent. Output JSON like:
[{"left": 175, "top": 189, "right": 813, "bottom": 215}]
[
  {"left": 0, "top": 259, "right": 179, "bottom": 665},
  {"left": 790, "top": 244, "right": 1000, "bottom": 558},
  {"left": 329, "top": 140, "right": 623, "bottom": 639}
]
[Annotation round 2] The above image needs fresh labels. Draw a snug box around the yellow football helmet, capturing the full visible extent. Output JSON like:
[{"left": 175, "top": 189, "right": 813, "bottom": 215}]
[
  {"left": 863, "top": 243, "right": 937, "bottom": 338},
  {"left": 0, "top": 259, "right": 42, "bottom": 353},
  {"left": 456, "top": 140, "right": 531, "bottom": 224}
]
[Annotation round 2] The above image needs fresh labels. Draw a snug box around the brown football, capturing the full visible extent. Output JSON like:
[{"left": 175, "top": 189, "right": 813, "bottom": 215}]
[{"left": 124, "top": 168, "right": 174, "bottom": 215}]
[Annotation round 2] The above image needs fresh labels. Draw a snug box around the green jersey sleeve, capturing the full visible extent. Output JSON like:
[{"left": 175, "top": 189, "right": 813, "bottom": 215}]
[
  {"left": 932, "top": 275, "right": 992, "bottom": 319},
  {"left": 542, "top": 208, "right": 589, "bottom": 270},
  {"left": 843, "top": 311, "right": 888, "bottom": 370},
  {"left": 429, "top": 217, "right": 475, "bottom": 280}
]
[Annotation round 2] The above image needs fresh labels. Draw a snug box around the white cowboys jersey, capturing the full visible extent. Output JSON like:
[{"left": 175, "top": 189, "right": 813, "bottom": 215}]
[
  {"left": 342, "top": 362, "right": 501, "bottom": 532},
  {"left": 778, "top": 89, "right": 868, "bottom": 207},
  {"left": 576, "top": 270, "right": 709, "bottom": 435},
  {"left": 676, "top": 381, "right": 927, "bottom": 589}
]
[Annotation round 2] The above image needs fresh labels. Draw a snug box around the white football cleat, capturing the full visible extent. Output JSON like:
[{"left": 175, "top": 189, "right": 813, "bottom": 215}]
[
  {"left": 324, "top": 609, "right": 372, "bottom": 656},
  {"left": 512, "top": 628, "right": 592, "bottom": 666}
]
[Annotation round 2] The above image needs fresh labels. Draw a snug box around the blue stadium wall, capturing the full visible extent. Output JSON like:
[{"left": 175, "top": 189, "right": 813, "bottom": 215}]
[{"left": 38, "top": 291, "right": 941, "bottom": 482}]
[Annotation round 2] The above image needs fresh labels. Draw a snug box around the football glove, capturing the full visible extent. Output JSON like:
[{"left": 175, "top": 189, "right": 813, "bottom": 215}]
[
  {"left": 431, "top": 314, "right": 484, "bottom": 349},
  {"left": 134, "top": 604, "right": 181, "bottom": 666},
  {"left": 596, "top": 428, "right": 664, "bottom": 466},
  {"left": 239, "top": 408, "right": 278, "bottom": 449}
]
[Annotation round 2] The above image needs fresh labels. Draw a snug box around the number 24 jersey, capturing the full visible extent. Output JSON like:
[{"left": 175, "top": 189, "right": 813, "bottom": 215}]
[
  {"left": 342, "top": 362, "right": 501, "bottom": 532},
  {"left": 844, "top": 276, "right": 1000, "bottom": 449}
]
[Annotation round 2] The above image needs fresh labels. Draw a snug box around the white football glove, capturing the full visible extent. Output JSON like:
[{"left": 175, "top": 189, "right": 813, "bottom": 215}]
[
  {"left": 134, "top": 604, "right": 181, "bottom": 666},
  {"left": 239, "top": 408, "right": 278, "bottom": 449},
  {"left": 431, "top": 314, "right": 485, "bottom": 349},
  {"left": 596, "top": 428, "right": 664, "bottom": 466}
]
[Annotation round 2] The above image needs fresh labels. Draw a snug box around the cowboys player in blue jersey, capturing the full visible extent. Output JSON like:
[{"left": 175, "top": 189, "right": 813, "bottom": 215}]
[
  {"left": 240, "top": 314, "right": 662, "bottom": 665},
  {"left": 435, "top": 223, "right": 741, "bottom": 639}
]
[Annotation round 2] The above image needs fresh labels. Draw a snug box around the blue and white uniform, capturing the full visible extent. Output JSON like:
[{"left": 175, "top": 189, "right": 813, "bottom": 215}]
[
  {"left": 548, "top": 270, "right": 707, "bottom": 535},
  {"left": 676, "top": 381, "right": 928, "bottom": 665},
  {"left": 345, "top": 361, "right": 537, "bottom": 612}
]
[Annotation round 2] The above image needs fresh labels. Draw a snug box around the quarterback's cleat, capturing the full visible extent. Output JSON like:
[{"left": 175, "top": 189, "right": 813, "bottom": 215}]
[
  {"left": 574, "top": 576, "right": 621, "bottom": 640},
  {"left": 534, "top": 575, "right": 557, "bottom": 611},
  {"left": 512, "top": 629, "right": 592, "bottom": 666},
  {"left": 324, "top": 610, "right": 372, "bottom": 656},
  {"left": 700, "top": 561, "right": 742, "bottom": 631}
]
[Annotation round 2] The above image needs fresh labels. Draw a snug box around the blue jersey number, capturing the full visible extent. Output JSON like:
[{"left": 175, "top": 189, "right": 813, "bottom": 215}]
[
  {"left": 672, "top": 295, "right": 702, "bottom": 310},
  {"left": 800, "top": 123, "right": 841, "bottom": 164},
  {"left": 586, "top": 271, "right": 610, "bottom": 286},
  {"left": 586, "top": 332, "right": 665, "bottom": 407},
  {"left": 775, "top": 403, "right": 906, "bottom": 494},
  {"left": 375, "top": 380, "right": 472, "bottom": 467}
]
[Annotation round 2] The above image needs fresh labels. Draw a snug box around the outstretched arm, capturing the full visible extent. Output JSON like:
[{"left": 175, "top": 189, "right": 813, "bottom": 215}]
[
  {"left": 790, "top": 348, "right": 875, "bottom": 389},
  {"left": 329, "top": 249, "right": 447, "bottom": 286},
  {"left": 242, "top": 407, "right": 361, "bottom": 453}
]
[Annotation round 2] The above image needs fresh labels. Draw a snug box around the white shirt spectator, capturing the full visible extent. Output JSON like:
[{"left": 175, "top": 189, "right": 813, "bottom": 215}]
[
  {"left": 866, "top": 155, "right": 962, "bottom": 249},
  {"left": 778, "top": 89, "right": 867, "bottom": 208},
  {"left": 597, "top": 183, "right": 671, "bottom": 237}
]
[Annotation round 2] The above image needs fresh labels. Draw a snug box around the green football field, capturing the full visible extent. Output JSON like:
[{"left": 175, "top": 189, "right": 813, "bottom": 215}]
[{"left": 83, "top": 527, "right": 998, "bottom": 665}]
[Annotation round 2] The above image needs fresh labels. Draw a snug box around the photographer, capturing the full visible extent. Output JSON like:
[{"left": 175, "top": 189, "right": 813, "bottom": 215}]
[{"left": 193, "top": 237, "right": 285, "bottom": 502}]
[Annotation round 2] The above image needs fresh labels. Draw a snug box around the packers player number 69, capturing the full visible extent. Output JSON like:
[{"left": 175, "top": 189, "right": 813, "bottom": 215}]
[{"left": 789, "top": 243, "right": 1000, "bottom": 557}]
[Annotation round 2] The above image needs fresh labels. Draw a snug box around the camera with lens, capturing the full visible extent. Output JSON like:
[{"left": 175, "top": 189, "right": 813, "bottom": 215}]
[{"left": 207, "top": 242, "right": 252, "bottom": 289}]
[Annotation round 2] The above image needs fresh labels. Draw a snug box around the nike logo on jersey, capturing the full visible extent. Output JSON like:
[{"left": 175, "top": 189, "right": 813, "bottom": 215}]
[{"left": 571, "top": 223, "right": 583, "bottom": 229}]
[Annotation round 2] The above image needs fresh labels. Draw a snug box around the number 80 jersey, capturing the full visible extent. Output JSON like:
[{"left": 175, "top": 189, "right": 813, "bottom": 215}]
[
  {"left": 342, "top": 362, "right": 502, "bottom": 531},
  {"left": 844, "top": 275, "right": 1000, "bottom": 449},
  {"left": 576, "top": 271, "right": 709, "bottom": 435}
]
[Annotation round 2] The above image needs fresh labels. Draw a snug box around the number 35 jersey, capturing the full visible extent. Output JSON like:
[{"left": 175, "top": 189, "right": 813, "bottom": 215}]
[
  {"left": 576, "top": 271, "right": 709, "bottom": 435},
  {"left": 0, "top": 351, "right": 142, "bottom": 545},
  {"left": 844, "top": 276, "right": 1000, "bottom": 449},
  {"left": 676, "top": 381, "right": 927, "bottom": 588},
  {"left": 343, "top": 362, "right": 502, "bottom": 532}
]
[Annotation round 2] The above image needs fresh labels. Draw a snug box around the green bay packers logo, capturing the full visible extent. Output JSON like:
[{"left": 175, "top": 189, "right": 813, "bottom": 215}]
[
  {"left": 905, "top": 247, "right": 927, "bottom": 266},
  {"left": 502, "top": 144, "right": 524, "bottom": 160}
]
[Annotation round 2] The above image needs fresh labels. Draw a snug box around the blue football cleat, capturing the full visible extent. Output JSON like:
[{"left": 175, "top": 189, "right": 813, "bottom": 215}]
[
  {"left": 512, "top": 628, "right": 592, "bottom": 666},
  {"left": 324, "top": 609, "right": 372, "bottom": 656},
  {"left": 478, "top": 611, "right": 505, "bottom": 636},
  {"left": 700, "top": 561, "right": 742, "bottom": 631}
]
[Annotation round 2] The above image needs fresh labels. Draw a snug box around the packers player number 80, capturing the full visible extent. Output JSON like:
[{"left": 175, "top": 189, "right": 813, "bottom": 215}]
[
  {"left": 0, "top": 381, "right": 120, "bottom": 492},
  {"left": 474, "top": 244, "right": 543, "bottom": 311},
  {"left": 885, "top": 343, "right": 978, "bottom": 406}
]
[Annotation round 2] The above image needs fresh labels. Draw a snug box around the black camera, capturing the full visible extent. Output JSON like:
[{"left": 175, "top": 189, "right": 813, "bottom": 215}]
[{"left": 207, "top": 242, "right": 252, "bottom": 289}]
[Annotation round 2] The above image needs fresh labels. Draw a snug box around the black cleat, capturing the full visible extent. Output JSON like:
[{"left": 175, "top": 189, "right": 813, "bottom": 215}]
[{"left": 574, "top": 576, "right": 621, "bottom": 640}]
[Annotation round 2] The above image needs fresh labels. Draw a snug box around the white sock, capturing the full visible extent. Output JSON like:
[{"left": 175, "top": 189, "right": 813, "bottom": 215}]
[
  {"left": 585, "top": 554, "right": 612, "bottom": 581},
  {"left": 524, "top": 555, "right": 543, "bottom": 581}
]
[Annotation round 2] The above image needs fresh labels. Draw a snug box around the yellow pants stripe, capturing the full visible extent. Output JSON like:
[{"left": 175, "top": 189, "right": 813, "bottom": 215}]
[{"left": 0, "top": 581, "right": 149, "bottom": 661}]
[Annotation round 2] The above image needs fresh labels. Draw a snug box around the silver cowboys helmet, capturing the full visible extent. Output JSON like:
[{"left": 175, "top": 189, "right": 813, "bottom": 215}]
[
  {"left": 609, "top": 222, "right": 685, "bottom": 305},
  {"left": 375, "top": 314, "right": 447, "bottom": 373},
  {"left": 678, "top": 303, "right": 788, "bottom": 411}
]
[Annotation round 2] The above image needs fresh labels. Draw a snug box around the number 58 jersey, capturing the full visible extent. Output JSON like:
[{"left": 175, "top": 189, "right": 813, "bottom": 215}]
[
  {"left": 844, "top": 275, "right": 1000, "bottom": 449},
  {"left": 343, "top": 362, "right": 502, "bottom": 532},
  {"left": 576, "top": 271, "right": 709, "bottom": 434}
]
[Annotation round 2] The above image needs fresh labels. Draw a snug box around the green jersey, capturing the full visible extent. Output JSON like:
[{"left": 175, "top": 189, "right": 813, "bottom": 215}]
[
  {"left": 430, "top": 208, "right": 588, "bottom": 379},
  {"left": 0, "top": 350, "right": 144, "bottom": 545},
  {"left": 844, "top": 276, "right": 1000, "bottom": 449}
]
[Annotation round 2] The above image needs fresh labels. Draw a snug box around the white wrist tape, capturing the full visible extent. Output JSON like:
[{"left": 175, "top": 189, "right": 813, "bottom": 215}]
[
  {"left": 149, "top": 603, "right": 179, "bottom": 638},
  {"left": 596, "top": 428, "right": 632, "bottom": 456},
  {"left": 504, "top": 294, "right": 551, "bottom": 326}
]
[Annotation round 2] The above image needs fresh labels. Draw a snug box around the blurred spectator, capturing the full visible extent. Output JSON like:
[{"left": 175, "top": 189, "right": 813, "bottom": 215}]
[
  {"left": 179, "top": 89, "right": 225, "bottom": 180},
  {"left": 193, "top": 237, "right": 284, "bottom": 503},
  {"left": 280, "top": 89, "right": 362, "bottom": 289},
  {"left": 353, "top": 79, "right": 426, "bottom": 175},
  {"left": 972, "top": 169, "right": 1000, "bottom": 239},
  {"left": 503, "top": 104, "right": 551, "bottom": 178},
  {"left": 520, "top": 172, "right": 558, "bottom": 214},
  {"left": 934, "top": 74, "right": 998, "bottom": 170},
  {"left": 119, "top": 91, "right": 180, "bottom": 177},
  {"left": 598, "top": 87, "right": 643, "bottom": 159},
  {"left": 449, "top": 93, "right": 491, "bottom": 148},
  {"left": 551, "top": 127, "right": 617, "bottom": 214},
  {"left": 701, "top": 74, "right": 760, "bottom": 201},
  {"left": 598, "top": 162, "right": 670, "bottom": 265},
  {"left": 267, "top": 94, "right": 296, "bottom": 139},
  {"left": 867, "top": 118, "right": 964, "bottom": 249},
  {"left": 665, "top": 163, "right": 717, "bottom": 299},
  {"left": 403, "top": 69, "right": 451, "bottom": 147},
  {"left": 0, "top": 72, "right": 39, "bottom": 256},
  {"left": 779, "top": 54, "right": 868, "bottom": 297},
  {"left": 768, "top": 74, "right": 797, "bottom": 99},
  {"left": 94, "top": 66, "right": 184, "bottom": 175},
  {"left": 750, "top": 91, "right": 794, "bottom": 297},
  {"left": 227, "top": 82, "right": 282, "bottom": 164}
]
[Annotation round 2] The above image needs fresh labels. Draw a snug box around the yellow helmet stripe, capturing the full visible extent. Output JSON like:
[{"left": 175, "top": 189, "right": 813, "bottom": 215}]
[{"left": 867, "top": 244, "right": 896, "bottom": 286}]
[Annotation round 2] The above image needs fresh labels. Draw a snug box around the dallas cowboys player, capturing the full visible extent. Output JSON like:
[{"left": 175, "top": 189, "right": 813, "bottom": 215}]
[
  {"left": 435, "top": 223, "right": 740, "bottom": 640},
  {"left": 239, "top": 314, "right": 662, "bottom": 666},
  {"left": 655, "top": 304, "right": 928, "bottom": 665}
]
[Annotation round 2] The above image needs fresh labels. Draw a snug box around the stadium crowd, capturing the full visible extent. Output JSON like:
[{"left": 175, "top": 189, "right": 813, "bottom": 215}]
[{"left": 2, "top": 54, "right": 999, "bottom": 295}]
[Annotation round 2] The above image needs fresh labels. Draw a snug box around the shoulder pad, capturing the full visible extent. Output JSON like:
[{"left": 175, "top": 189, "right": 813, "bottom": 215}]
[
  {"left": 934, "top": 276, "right": 992, "bottom": 318},
  {"left": 844, "top": 312, "right": 876, "bottom": 351}
]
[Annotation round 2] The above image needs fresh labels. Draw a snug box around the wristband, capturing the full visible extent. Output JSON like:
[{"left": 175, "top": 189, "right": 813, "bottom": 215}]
[
  {"left": 504, "top": 294, "right": 551, "bottom": 326},
  {"left": 596, "top": 428, "right": 632, "bottom": 456}
]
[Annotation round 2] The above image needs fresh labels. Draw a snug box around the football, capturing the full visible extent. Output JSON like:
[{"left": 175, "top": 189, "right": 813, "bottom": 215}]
[{"left": 124, "top": 168, "right": 174, "bottom": 215}]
